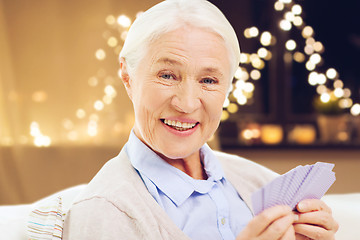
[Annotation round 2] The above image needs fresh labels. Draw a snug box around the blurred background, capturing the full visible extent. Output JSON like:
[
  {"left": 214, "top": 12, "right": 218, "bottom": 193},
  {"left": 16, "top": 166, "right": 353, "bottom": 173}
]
[{"left": 0, "top": 0, "right": 359, "bottom": 204}]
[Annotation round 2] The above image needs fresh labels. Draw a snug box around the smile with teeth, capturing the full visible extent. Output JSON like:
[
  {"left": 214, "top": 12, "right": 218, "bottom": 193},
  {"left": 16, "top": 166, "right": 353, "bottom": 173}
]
[{"left": 162, "top": 119, "right": 198, "bottom": 131}]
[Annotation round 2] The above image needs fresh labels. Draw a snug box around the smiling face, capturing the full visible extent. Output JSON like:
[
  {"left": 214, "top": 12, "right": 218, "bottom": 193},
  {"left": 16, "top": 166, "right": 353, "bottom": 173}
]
[{"left": 121, "top": 26, "right": 232, "bottom": 162}]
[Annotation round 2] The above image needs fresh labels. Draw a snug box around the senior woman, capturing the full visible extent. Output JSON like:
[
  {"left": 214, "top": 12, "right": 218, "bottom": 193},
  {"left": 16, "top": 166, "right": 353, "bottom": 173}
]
[{"left": 63, "top": 0, "right": 338, "bottom": 239}]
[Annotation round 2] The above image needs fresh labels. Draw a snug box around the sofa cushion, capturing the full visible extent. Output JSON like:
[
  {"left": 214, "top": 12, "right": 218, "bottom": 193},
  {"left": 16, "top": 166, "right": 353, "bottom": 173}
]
[
  {"left": 0, "top": 184, "right": 86, "bottom": 240},
  {"left": 322, "top": 193, "right": 360, "bottom": 240}
]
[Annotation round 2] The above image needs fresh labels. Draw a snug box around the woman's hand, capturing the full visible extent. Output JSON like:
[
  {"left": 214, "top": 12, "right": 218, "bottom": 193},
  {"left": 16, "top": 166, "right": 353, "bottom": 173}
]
[
  {"left": 236, "top": 205, "right": 297, "bottom": 240},
  {"left": 294, "top": 199, "right": 339, "bottom": 240}
]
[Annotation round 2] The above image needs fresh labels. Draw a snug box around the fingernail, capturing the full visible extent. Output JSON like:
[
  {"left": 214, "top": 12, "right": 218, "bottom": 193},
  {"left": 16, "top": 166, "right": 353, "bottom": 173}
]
[{"left": 298, "top": 202, "right": 306, "bottom": 210}]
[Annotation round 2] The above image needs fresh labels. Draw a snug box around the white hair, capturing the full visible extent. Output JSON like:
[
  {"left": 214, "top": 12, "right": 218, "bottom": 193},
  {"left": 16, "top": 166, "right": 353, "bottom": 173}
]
[{"left": 119, "top": 0, "right": 240, "bottom": 81}]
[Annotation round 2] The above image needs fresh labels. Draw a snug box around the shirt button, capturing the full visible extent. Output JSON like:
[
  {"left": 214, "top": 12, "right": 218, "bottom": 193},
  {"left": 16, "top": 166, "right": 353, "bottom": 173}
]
[{"left": 221, "top": 217, "right": 226, "bottom": 225}]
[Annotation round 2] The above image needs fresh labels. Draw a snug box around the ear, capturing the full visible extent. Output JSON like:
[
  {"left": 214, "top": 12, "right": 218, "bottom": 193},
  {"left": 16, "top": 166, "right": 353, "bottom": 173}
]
[{"left": 119, "top": 57, "right": 133, "bottom": 100}]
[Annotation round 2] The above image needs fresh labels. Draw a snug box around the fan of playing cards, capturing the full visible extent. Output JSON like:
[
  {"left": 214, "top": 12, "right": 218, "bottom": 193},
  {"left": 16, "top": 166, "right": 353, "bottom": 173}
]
[{"left": 251, "top": 162, "right": 336, "bottom": 215}]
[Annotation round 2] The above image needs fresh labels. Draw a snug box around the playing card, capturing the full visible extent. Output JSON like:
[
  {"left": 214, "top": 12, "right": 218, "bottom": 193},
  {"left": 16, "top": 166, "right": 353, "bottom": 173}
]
[{"left": 251, "top": 162, "right": 336, "bottom": 215}]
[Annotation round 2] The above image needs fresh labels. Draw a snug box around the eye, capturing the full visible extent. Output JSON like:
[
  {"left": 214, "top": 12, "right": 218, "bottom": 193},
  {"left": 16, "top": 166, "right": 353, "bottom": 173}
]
[
  {"left": 201, "top": 78, "right": 218, "bottom": 84},
  {"left": 159, "top": 73, "right": 175, "bottom": 80}
]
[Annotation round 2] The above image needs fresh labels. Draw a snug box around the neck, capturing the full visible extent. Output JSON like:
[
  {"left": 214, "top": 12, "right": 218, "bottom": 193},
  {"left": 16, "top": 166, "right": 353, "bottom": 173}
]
[{"left": 159, "top": 151, "right": 207, "bottom": 180}]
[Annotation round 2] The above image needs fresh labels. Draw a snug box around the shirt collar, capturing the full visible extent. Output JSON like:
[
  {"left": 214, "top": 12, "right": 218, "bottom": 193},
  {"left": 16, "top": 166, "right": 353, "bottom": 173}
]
[{"left": 125, "top": 130, "right": 225, "bottom": 206}]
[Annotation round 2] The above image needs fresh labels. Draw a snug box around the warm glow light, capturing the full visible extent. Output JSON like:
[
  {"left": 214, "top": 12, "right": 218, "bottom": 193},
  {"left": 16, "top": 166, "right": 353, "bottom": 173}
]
[
  {"left": 309, "top": 72, "right": 326, "bottom": 85},
  {"left": 76, "top": 109, "right": 86, "bottom": 119},
  {"left": 309, "top": 53, "right": 321, "bottom": 65},
  {"left": 280, "top": 0, "right": 292, "bottom": 3},
  {"left": 242, "top": 129, "right": 253, "bottom": 140},
  {"left": 250, "top": 70, "right": 261, "bottom": 80},
  {"left": 34, "top": 136, "right": 51, "bottom": 147},
  {"left": 343, "top": 88, "right": 352, "bottom": 98},
  {"left": 117, "top": 15, "right": 131, "bottom": 27},
  {"left": 103, "top": 95, "right": 113, "bottom": 105},
  {"left": 285, "top": 39, "right": 296, "bottom": 51},
  {"left": 88, "top": 76, "right": 98, "bottom": 87},
  {"left": 236, "top": 95, "right": 247, "bottom": 105},
  {"left": 243, "top": 28, "right": 251, "bottom": 38},
  {"left": 104, "top": 85, "right": 116, "bottom": 97},
  {"left": 260, "top": 32, "right": 272, "bottom": 46},
  {"left": 284, "top": 12, "right": 295, "bottom": 22},
  {"left": 305, "top": 61, "right": 316, "bottom": 71},
  {"left": 313, "top": 41, "right": 324, "bottom": 52},
  {"left": 234, "top": 68, "right": 242, "bottom": 79},
  {"left": 95, "top": 49, "right": 106, "bottom": 60},
  {"left": 326, "top": 68, "right": 337, "bottom": 79},
  {"left": 339, "top": 98, "right": 353, "bottom": 109},
  {"left": 320, "top": 93, "right": 331, "bottom": 103},
  {"left": 249, "top": 27, "right": 259, "bottom": 37},
  {"left": 316, "top": 85, "right": 327, "bottom": 94},
  {"left": 105, "top": 15, "right": 116, "bottom": 25},
  {"left": 279, "top": 19, "right": 292, "bottom": 31},
  {"left": 257, "top": 47, "right": 268, "bottom": 58},
  {"left": 30, "top": 121, "right": 51, "bottom": 147},
  {"left": 94, "top": 100, "right": 104, "bottom": 111},
  {"left": 235, "top": 80, "right": 246, "bottom": 90},
  {"left": 221, "top": 110, "right": 229, "bottom": 121},
  {"left": 67, "top": 131, "right": 78, "bottom": 141},
  {"left": 289, "top": 125, "right": 316, "bottom": 145},
  {"left": 293, "top": 16, "right": 303, "bottom": 26},
  {"left": 317, "top": 73, "right": 327, "bottom": 85},
  {"left": 227, "top": 103, "right": 238, "bottom": 113},
  {"left": 334, "top": 88, "right": 344, "bottom": 98},
  {"left": 274, "top": 1, "right": 284, "bottom": 11},
  {"left": 239, "top": 70, "right": 249, "bottom": 81},
  {"left": 32, "top": 91, "right": 48, "bottom": 103},
  {"left": 302, "top": 26, "right": 314, "bottom": 38},
  {"left": 107, "top": 37, "right": 118, "bottom": 47},
  {"left": 333, "top": 79, "right": 344, "bottom": 88},
  {"left": 239, "top": 53, "right": 250, "bottom": 63},
  {"left": 293, "top": 52, "right": 305, "bottom": 63},
  {"left": 30, "top": 122, "right": 41, "bottom": 137},
  {"left": 87, "top": 120, "right": 98, "bottom": 137},
  {"left": 292, "top": 4, "right": 302, "bottom": 15},
  {"left": 252, "top": 129, "right": 261, "bottom": 138},
  {"left": 251, "top": 57, "right": 265, "bottom": 69},
  {"left": 350, "top": 103, "right": 360, "bottom": 116},
  {"left": 261, "top": 124, "right": 283, "bottom": 145},
  {"left": 306, "top": 37, "right": 315, "bottom": 45},
  {"left": 308, "top": 72, "right": 318, "bottom": 85},
  {"left": 304, "top": 45, "right": 315, "bottom": 55},
  {"left": 244, "top": 82, "right": 255, "bottom": 93},
  {"left": 264, "top": 51, "right": 273, "bottom": 60}
]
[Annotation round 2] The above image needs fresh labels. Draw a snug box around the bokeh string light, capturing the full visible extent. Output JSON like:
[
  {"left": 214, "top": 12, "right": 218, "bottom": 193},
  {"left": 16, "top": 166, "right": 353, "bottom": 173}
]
[
  {"left": 21, "top": 1, "right": 359, "bottom": 147},
  {"left": 52, "top": 13, "right": 137, "bottom": 147},
  {"left": 220, "top": 0, "right": 360, "bottom": 120}
]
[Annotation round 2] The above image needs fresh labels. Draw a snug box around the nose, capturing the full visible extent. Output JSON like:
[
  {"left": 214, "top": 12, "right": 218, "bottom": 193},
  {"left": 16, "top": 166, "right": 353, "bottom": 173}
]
[{"left": 171, "top": 81, "right": 201, "bottom": 114}]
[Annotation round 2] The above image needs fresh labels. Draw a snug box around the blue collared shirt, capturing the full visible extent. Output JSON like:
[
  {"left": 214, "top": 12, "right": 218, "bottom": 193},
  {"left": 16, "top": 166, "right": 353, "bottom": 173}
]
[{"left": 125, "top": 131, "right": 253, "bottom": 240}]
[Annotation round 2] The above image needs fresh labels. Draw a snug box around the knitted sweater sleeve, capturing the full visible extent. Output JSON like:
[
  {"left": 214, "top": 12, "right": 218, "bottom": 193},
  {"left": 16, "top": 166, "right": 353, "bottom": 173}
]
[{"left": 63, "top": 197, "right": 145, "bottom": 240}]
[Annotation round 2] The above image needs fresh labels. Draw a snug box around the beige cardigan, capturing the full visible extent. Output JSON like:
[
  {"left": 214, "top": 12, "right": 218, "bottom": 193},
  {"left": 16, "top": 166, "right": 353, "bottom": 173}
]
[{"left": 63, "top": 148, "right": 277, "bottom": 240}]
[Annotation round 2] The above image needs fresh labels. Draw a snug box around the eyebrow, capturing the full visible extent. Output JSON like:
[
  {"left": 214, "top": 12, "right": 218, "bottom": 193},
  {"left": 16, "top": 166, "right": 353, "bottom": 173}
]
[
  {"left": 154, "top": 57, "right": 182, "bottom": 66},
  {"left": 202, "top": 67, "right": 224, "bottom": 77}
]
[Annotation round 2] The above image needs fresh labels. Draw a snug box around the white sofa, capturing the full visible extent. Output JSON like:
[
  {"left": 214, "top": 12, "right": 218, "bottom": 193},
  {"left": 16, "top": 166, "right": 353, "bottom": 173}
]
[{"left": 0, "top": 185, "right": 359, "bottom": 240}]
